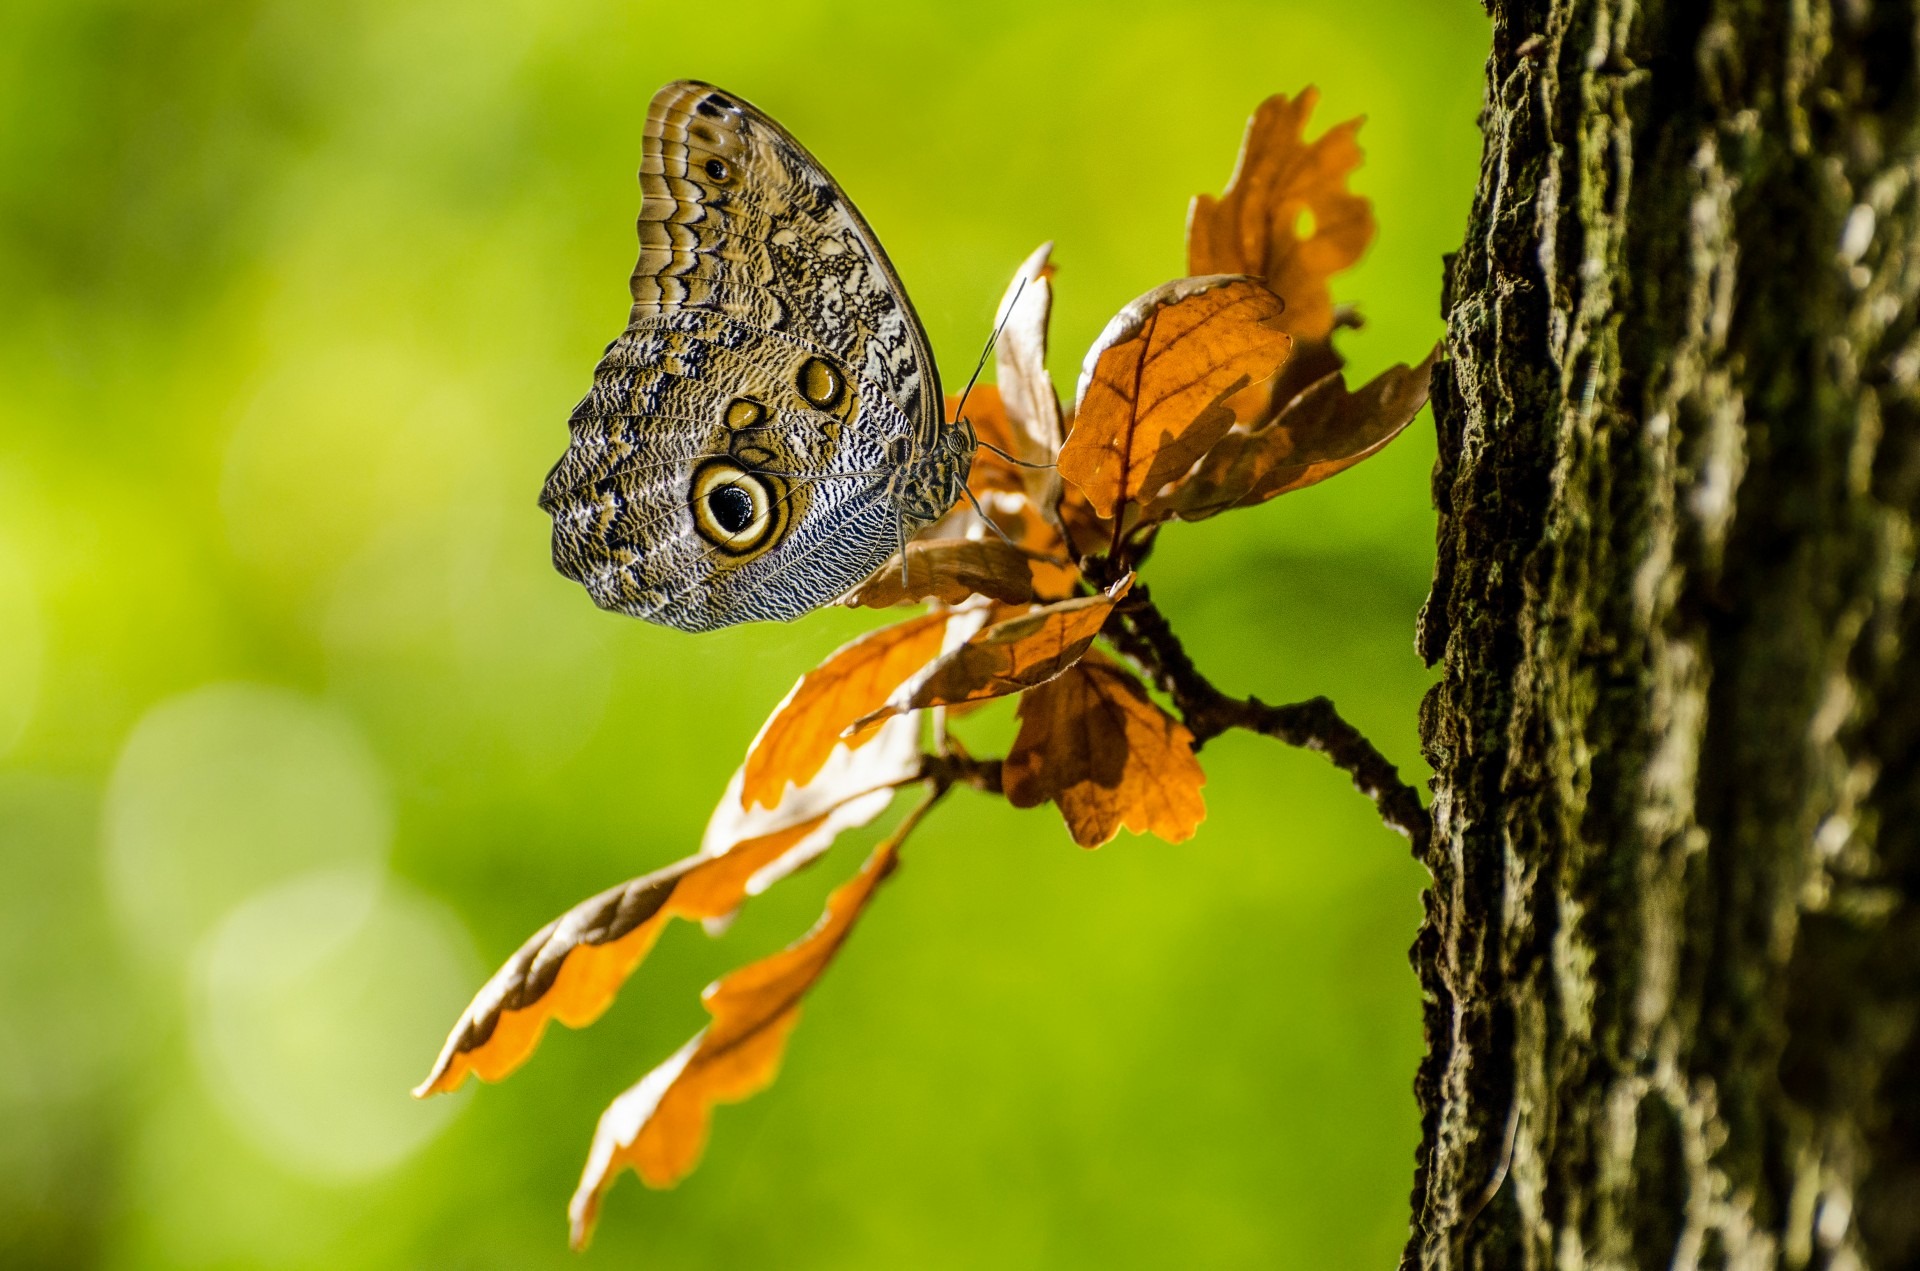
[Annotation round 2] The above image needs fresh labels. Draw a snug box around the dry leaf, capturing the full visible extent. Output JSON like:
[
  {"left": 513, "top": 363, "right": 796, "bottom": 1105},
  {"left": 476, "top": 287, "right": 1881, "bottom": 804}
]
[
  {"left": 1187, "top": 87, "right": 1373, "bottom": 345},
  {"left": 844, "top": 537, "right": 1038, "bottom": 609},
  {"left": 568, "top": 804, "right": 924, "bottom": 1248},
  {"left": 701, "top": 712, "right": 925, "bottom": 903},
  {"left": 416, "top": 717, "right": 923, "bottom": 1097},
  {"left": 976, "top": 490, "right": 1080, "bottom": 601},
  {"left": 1003, "top": 656, "right": 1207, "bottom": 847},
  {"left": 994, "top": 243, "right": 1067, "bottom": 526},
  {"left": 1058, "top": 277, "right": 1293, "bottom": 522},
  {"left": 859, "top": 576, "right": 1132, "bottom": 724},
  {"left": 739, "top": 612, "right": 950, "bottom": 810},
  {"left": 949, "top": 384, "right": 1026, "bottom": 497},
  {"left": 1145, "top": 344, "right": 1439, "bottom": 524}
]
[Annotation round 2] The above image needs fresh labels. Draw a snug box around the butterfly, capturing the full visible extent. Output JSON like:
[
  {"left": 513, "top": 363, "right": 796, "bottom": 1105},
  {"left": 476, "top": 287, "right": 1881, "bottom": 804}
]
[{"left": 540, "top": 80, "right": 976, "bottom": 632}]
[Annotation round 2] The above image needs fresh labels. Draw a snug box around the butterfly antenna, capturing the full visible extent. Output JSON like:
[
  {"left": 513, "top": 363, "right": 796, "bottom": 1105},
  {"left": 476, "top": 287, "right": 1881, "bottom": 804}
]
[
  {"left": 976, "top": 439, "right": 1055, "bottom": 470},
  {"left": 950, "top": 276, "right": 1025, "bottom": 427}
]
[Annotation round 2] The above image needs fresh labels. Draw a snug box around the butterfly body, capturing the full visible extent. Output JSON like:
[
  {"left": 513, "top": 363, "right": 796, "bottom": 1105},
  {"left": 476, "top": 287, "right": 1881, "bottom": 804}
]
[{"left": 542, "top": 81, "right": 969, "bottom": 632}]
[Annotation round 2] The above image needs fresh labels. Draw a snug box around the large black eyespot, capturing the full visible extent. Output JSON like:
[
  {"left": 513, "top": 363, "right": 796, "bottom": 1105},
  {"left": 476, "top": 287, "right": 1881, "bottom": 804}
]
[
  {"left": 706, "top": 483, "right": 754, "bottom": 535},
  {"left": 689, "top": 459, "right": 790, "bottom": 558},
  {"left": 704, "top": 158, "right": 730, "bottom": 182}
]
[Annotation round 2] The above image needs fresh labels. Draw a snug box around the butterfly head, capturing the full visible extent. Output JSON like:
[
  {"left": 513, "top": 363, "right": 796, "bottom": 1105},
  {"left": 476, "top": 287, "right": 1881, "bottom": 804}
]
[{"left": 885, "top": 419, "right": 976, "bottom": 531}]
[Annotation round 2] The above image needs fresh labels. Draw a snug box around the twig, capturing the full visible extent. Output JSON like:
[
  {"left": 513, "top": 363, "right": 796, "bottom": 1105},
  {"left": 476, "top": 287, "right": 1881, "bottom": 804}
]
[
  {"left": 1103, "top": 579, "right": 1431, "bottom": 854},
  {"left": 919, "top": 749, "right": 1004, "bottom": 796}
]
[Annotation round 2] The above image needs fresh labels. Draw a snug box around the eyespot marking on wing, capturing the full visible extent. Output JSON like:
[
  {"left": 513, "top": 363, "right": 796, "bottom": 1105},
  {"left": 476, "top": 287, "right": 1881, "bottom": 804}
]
[
  {"left": 723, "top": 398, "right": 767, "bottom": 430},
  {"left": 690, "top": 458, "right": 790, "bottom": 559},
  {"left": 797, "top": 356, "right": 846, "bottom": 412}
]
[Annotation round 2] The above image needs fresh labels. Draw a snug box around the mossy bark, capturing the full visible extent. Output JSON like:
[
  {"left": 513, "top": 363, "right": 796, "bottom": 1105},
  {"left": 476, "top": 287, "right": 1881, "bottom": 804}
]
[{"left": 1410, "top": 2, "right": 1920, "bottom": 1267}]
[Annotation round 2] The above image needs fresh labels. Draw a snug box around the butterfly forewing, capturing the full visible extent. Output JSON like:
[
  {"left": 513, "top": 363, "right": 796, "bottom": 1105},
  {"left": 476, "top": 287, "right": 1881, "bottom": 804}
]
[
  {"left": 543, "top": 80, "right": 966, "bottom": 632},
  {"left": 634, "top": 82, "right": 938, "bottom": 429}
]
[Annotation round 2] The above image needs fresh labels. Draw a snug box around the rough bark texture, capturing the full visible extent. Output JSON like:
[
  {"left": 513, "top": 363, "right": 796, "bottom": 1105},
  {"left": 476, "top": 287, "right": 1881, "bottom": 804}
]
[{"left": 1411, "top": 3, "right": 1920, "bottom": 1268}]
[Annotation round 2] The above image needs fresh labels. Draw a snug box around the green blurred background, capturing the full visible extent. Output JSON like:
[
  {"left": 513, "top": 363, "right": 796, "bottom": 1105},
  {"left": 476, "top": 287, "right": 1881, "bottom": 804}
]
[{"left": 0, "top": 1, "right": 1486, "bottom": 1266}]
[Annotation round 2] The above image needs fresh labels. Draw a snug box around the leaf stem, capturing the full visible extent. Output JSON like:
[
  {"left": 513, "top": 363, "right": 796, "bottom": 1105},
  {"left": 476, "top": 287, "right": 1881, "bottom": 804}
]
[
  {"left": 919, "top": 749, "right": 1004, "bottom": 796},
  {"left": 1102, "top": 578, "right": 1431, "bottom": 853}
]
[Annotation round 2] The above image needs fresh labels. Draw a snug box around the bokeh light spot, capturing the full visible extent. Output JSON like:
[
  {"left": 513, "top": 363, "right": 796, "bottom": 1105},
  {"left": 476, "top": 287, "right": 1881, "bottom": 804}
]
[
  {"left": 190, "top": 869, "right": 479, "bottom": 1181},
  {"left": 103, "top": 683, "right": 392, "bottom": 959}
]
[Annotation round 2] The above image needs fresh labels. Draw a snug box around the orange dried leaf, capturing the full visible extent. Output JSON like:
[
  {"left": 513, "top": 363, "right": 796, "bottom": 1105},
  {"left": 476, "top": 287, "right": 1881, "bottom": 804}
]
[
  {"left": 994, "top": 243, "right": 1067, "bottom": 525},
  {"left": 844, "top": 537, "right": 1038, "bottom": 608},
  {"left": 949, "top": 384, "right": 1025, "bottom": 497},
  {"left": 417, "top": 814, "right": 823, "bottom": 1097},
  {"left": 740, "top": 611, "right": 949, "bottom": 810},
  {"left": 859, "top": 576, "right": 1132, "bottom": 723},
  {"left": 1146, "top": 344, "right": 1439, "bottom": 524},
  {"left": 1003, "top": 656, "right": 1207, "bottom": 848},
  {"left": 957, "top": 490, "right": 1079, "bottom": 601},
  {"left": 417, "top": 718, "right": 924, "bottom": 1098},
  {"left": 1058, "top": 277, "right": 1293, "bottom": 521},
  {"left": 568, "top": 816, "right": 914, "bottom": 1248},
  {"left": 1187, "top": 87, "right": 1374, "bottom": 344}
]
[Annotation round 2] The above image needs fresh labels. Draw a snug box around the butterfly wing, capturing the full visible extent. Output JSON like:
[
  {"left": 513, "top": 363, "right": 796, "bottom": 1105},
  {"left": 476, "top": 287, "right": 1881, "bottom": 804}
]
[{"left": 541, "top": 81, "right": 946, "bottom": 632}]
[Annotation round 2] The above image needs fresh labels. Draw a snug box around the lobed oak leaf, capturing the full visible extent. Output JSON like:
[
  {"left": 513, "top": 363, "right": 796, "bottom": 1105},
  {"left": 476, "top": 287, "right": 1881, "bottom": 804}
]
[
  {"left": 1003, "top": 655, "right": 1207, "bottom": 848},
  {"left": 568, "top": 805, "right": 922, "bottom": 1248},
  {"left": 949, "top": 384, "right": 1026, "bottom": 497},
  {"left": 701, "top": 711, "right": 925, "bottom": 903},
  {"left": 1058, "top": 277, "right": 1293, "bottom": 523},
  {"left": 1144, "top": 344, "right": 1439, "bottom": 524},
  {"left": 1187, "top": 87, "right": 1373, "bottom": 346},
  {"left": 844, "top": 537, "right": 1039, "bottom": 609},
  {"left": 739, "top": 611, "right": 952, "bottom": 811},
  {"left": 857, "top": 575, "right": 1132, "bottom": 724},
  {"left": 992, "top": 243, "right": 1067, "bottom": 527},
  {"left": 415, "top": 717, "right": 923, "bottom": 1098}
]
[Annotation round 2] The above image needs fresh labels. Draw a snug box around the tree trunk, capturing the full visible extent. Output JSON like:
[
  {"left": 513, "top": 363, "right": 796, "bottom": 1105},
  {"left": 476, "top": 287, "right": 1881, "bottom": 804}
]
[{"left": 1409, "top": 2, "right": 1920, "bottom": 1268}]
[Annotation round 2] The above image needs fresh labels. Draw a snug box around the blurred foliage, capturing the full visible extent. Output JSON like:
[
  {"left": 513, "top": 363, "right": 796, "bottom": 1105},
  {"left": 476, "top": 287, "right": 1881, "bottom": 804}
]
[{"left": 0, "top": 0, "right": 1486, "bottom": 1266}]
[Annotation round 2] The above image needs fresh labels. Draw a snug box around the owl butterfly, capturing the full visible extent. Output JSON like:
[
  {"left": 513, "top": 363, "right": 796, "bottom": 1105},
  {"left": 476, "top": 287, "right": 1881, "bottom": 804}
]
[{"left": 541, "top": 80, "right": 975, "bottom": 632}]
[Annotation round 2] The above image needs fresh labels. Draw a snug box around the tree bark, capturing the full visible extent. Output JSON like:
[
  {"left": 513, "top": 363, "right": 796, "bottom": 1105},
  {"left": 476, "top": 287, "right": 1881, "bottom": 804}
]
[{"left": 1410, "top": 2, "right": 1920, "bottom": 1268}]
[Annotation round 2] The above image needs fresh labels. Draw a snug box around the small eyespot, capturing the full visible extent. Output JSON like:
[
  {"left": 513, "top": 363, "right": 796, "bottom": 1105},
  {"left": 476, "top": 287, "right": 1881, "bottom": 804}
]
[
  {"left": 796, "top": 356, "right": 846, "bottom": 411},
  {"left": 704, "top": 158, "right": 729, "bottom": 182},
  {"left": 723, "top": 398, "right": 766, "bottom": 430},
  {"left": 707, "top": 93, "right": 735, "bottom": 110},
  {"left": 695, "top": 99, "right": 726, "bottom": 119}
]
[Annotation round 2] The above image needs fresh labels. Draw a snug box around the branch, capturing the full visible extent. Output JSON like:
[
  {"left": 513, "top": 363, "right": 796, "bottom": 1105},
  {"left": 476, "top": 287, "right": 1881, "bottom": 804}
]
[
  {"left": 1104, "top": 579, "right": 1431, "bottom": 853},
  {"left": 918, "top": 749, "right": 1004, "bottom": 796}
]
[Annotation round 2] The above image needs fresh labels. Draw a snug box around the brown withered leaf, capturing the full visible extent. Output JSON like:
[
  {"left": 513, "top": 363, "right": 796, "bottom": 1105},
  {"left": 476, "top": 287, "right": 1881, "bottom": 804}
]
[
  {"left": 567, "top": 802, "right": 925, "bottom": 1249},
  {"left": 994, "top": 243, "right": 1067, "bottom": 525},
  {"left": 976, "top": 490, "right": 1080, "bottom": 601},
  {"left": 701, "top": 712, "right": 924, "bottom": 903},
  {"left": 1144, "top": 344, "right": 1439, "bottom": 524},
  {"left": 858, "top": 575, "right": 1132, "bottom": 724},
  {"left": 844, "top": 537, "right": 1038, "bottom": 608},
  {"left": 949, "top": 384, "right": 1025, "bottom": 497},
  {"left": 1187, "top": 87, "right": 1373, "bottom": 345},
  {"left": 1003, "top": 655, "right": 1207, "bottom": 848},
  {"left": 739, "top": 611, "right": 949, "bottom": 811},
  {"left": 416, "top": 718, "right": 923, "bottom": 1098},
  {"left": 416, "top": 818, "right": 842, "bottom": 1097},
  {"left": 1058, "top": 277, "right": 1292, "bottom": 522}
]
